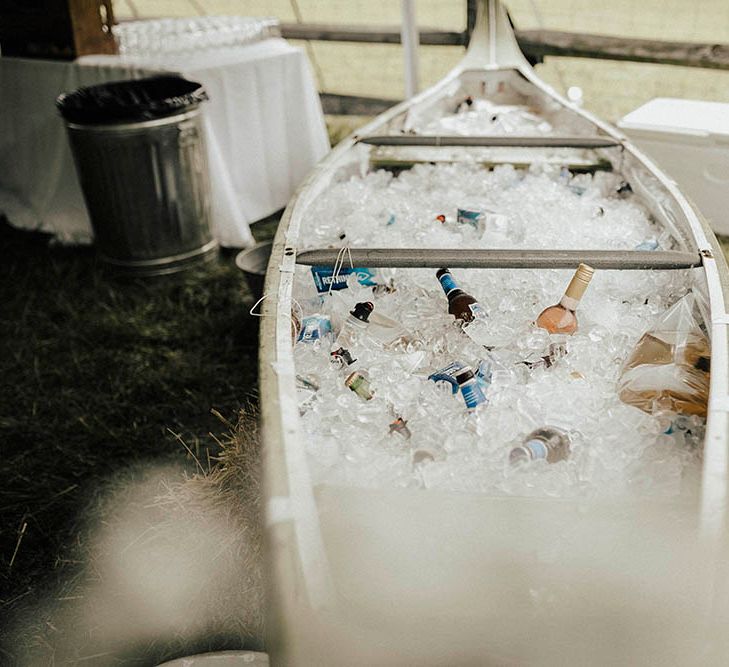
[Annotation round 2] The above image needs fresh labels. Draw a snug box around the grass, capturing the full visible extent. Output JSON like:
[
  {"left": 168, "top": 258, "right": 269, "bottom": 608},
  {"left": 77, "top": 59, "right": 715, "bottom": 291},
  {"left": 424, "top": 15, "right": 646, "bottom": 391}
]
[
  {"left": 2, "top": 408, "right": 265, "bottom": 665},
  {"left": 0, "top": 216, "right": 275, "bottom": 663}
]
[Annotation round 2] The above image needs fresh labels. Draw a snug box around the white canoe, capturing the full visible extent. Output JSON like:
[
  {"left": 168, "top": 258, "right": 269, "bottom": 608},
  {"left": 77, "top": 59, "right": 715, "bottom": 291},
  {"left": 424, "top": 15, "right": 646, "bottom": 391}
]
[{"left": 259, "top": 2, "right": 729, "bottom": 664}]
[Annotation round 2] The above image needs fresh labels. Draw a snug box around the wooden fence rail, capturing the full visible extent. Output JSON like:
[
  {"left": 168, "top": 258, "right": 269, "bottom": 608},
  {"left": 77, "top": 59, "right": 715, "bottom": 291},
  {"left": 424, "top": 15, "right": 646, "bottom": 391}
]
[
  {"left": 281, "top": 22, "right": 729, "bottom": 115},
  {"left": 112, "top": 17, "right": 729, "bottom": 71},
  {"left": 280, "top": 23, "right": 729, "bottom": 71},
  {"left": 114, "top": 15, "right": 729, "bottom": 116},
  {"left": 517, "top": 29, "right": 729, "bottom": 70},
  {"left": 280, "top": 23, "right": 465, "bottom": 46}
]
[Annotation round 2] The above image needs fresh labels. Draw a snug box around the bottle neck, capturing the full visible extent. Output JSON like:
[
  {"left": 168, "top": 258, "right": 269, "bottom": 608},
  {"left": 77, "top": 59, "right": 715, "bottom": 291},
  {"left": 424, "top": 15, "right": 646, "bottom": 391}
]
[
  {"left": 524, "top": 438, "right": 549, "bottom": 460},
  {"left": 346, "top": 314, "right": 368, "bottom": 329},
  {"left": 560, "top": 264, "right": 593, "bottom": 311},
  {"left": 438, "top": 272, "right": 459, "bottom": 297},
  {"left": 559, "top": 294, "right": 580, "bottom": 312}
]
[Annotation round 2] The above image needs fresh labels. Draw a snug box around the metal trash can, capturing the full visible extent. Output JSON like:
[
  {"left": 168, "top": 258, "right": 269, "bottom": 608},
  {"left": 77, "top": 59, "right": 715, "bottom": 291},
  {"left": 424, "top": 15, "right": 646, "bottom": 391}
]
[{"left": 57, "top": 75, "right": 217, "bottom": 276}]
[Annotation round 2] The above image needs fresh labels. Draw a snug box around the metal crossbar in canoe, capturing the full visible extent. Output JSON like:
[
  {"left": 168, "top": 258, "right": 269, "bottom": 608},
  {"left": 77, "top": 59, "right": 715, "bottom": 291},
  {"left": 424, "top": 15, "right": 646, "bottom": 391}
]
[
  {"left": 295, "top": 248, "right": 702, "bottom": 270},
  {"left": 356, "top": 134, "right": 622, "bottom": 149}
]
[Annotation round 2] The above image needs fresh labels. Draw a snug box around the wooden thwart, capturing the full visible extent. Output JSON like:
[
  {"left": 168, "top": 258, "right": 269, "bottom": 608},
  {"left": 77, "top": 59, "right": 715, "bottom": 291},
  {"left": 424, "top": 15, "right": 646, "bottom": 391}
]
[
  {"left": 357, "top": 135, "right": 622, "bottom": 149},
  {"left": 295, "top": 248, "right": 701, "bottom": 270}
]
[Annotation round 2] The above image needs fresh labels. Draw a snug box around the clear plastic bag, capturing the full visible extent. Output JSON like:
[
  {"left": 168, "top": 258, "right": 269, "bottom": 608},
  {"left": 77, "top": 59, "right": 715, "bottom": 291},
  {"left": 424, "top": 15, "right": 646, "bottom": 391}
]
[{"left": 617, "top": 293, "right": 710, "bottom": 416}]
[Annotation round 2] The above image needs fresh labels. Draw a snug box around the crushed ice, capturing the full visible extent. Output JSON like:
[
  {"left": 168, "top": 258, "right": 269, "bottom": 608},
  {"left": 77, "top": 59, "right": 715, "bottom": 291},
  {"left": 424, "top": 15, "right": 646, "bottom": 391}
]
[
  {"left": 301, "top": 163, "right": 670, "bottom": 252},
  {"left": 291, "top": 163, "right": 704, "bottom": 499},
  {"left": 413, "top": 98, "right": 554, "bottom": 136}
]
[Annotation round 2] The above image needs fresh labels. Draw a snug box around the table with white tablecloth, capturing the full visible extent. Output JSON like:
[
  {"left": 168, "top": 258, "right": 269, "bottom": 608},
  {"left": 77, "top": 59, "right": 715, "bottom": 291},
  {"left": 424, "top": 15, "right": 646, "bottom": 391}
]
[{"left": 0, "top": 38, "right": 330, "bottom": 247}]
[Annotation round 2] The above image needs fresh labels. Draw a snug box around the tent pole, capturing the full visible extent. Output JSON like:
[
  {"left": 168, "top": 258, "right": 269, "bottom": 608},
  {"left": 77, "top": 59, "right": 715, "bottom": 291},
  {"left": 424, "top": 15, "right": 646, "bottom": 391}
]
[{"left": 401, "top": 0, "right": 420, "bottom": 98}]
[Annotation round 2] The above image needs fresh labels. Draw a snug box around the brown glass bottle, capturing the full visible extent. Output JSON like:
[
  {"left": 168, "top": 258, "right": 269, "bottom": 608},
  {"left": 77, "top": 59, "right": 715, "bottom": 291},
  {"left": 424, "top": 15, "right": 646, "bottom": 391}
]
[
  {"left": 536, "top": 263, "right": 594, "bottom": 335},
  {"left": 436, "top": 268, "right": 486, "bottom": 323}
]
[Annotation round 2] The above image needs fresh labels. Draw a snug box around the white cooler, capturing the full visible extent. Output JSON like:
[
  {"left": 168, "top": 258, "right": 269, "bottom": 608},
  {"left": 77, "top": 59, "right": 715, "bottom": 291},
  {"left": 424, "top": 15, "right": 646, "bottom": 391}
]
[{"left": 619, "top": 97, "right": 729, "bottom": 236}]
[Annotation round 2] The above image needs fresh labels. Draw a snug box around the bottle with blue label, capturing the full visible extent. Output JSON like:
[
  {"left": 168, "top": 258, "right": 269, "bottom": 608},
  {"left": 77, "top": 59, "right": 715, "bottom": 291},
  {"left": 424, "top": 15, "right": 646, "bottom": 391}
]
[
  {"left": 429, "top": 359, "right": 492, "bottom": 395},
  {"left": 456, "top": 206, "right": 484, "bottom": 229},
  {"left": 436, "top": 268, "right": 486, "bottom": 324},
  {"left": 455, "top": 366, "right": 488, "bottom": 411},
  {"left": 310, "top": 266, "right": 379, "bottom": 294},
  {"left": 297, "top": 314, "right": 332, "bottom": 343},
  {"left": 509, "top": 426, "right": 570, "bottom": 465}
]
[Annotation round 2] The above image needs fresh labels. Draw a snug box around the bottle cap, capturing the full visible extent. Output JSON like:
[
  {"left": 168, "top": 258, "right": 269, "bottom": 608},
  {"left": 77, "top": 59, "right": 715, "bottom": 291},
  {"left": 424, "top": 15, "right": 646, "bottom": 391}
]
[
  {"left": 616, "top": 181, "right": 632, "bottom": 197},
  {"left": 564, "top": 263, "right": 594, "bottom": 301},
  {"left": 435, "top": 268, "right": 450, "bottom": 278},
  {"left": 455, "top": 366, "right": 475, "bottom": 384},
  {"left": 350, "top": 301, "right": 374, "bottom": 322},
  {"left": 330, "top": 347, "right": 355, "bottom": 366}
]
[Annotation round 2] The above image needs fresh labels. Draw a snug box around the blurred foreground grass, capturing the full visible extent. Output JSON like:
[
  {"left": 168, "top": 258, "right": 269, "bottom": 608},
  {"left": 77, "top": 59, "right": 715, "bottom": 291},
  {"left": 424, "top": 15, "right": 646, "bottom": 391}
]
[{"left": 0, "top": 217, "right": 276, "bottom": 662}]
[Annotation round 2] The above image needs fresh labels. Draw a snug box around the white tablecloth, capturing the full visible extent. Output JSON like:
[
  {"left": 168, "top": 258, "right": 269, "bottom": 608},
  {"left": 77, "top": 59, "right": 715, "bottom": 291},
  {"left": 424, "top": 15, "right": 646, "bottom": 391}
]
[{"left": 0, "top": 38, "right": 329, "bottom": 247}]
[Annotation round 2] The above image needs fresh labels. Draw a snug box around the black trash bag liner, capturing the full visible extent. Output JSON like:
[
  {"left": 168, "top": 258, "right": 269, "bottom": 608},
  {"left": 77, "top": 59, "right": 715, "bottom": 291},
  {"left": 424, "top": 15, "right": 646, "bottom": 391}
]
[{"left": 56, "top": 75, "right": 208, "bottom": 125}]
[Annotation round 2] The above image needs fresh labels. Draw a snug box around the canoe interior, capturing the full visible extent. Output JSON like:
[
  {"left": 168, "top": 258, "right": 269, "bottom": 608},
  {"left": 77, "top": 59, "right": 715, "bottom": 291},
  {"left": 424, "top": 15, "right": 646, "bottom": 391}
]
[
  {"left": 314, "top": 137, "right": 699, "bottom": 256},
  {"left": 308, "top": 486, "right": 707, "bottom": 665},
  {"left": 261, "top": 2, "right": 729, "bottom": 664},
  {"left": 382, "top": 68, "right": 599, "bottom": 137}
]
